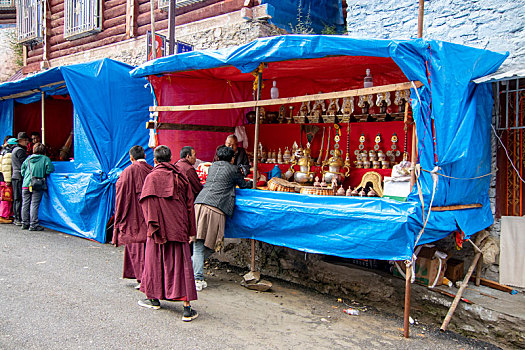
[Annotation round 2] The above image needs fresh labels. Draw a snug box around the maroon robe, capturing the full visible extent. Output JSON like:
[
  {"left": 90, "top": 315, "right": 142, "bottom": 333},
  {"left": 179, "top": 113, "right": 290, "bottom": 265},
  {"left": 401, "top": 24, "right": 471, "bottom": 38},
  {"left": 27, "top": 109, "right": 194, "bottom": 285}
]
[
  {"left": 139, "top": 162, "right": 197, "bottom": 301},
  {"left": 175, "top": 158, "right": 203, "bottom": 199},
  {"left": 113, "top": 160, "right": 153, "bottom": 281}
]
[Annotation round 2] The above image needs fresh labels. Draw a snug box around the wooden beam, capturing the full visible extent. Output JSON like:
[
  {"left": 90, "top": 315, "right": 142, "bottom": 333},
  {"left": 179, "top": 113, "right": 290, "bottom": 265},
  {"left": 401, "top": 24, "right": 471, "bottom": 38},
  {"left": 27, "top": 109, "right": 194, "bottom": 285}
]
[
  {"left": 0, "top": 81, "right": 66, "bottom": 101},
  {"left": 145, "top": 121, "right": 234, "bottom": 133},
  {"left": 431, "top": 203, "right": 482, "bottom": 212},
  {"left": 469, "top": 277, "right": 517, "bottom": 294},
  {"left": 150, "top": 82, "right": 423, "bottom": 112}
]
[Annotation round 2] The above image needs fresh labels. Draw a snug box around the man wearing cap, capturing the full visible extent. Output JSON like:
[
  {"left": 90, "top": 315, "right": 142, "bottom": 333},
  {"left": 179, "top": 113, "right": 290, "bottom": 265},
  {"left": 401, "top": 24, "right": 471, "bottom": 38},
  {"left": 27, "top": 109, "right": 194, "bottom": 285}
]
[{"left": 11, "top": 132, "right": 29, "bottom": 226}]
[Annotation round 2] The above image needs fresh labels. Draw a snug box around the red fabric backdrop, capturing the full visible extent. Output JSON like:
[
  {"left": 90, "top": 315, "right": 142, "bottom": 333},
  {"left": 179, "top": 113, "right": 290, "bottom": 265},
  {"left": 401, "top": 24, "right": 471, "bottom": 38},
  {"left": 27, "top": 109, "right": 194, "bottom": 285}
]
[
  {"left": 150, "top": 56, "right": 409, "bottom": 162},
  {"left": 14, "top": 96, "right": 74, "bottom": 160}
]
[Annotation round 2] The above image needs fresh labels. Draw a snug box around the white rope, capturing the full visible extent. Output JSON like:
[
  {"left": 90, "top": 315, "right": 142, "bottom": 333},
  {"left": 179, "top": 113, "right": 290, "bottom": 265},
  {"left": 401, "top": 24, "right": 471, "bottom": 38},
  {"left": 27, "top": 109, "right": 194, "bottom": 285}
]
[
  {"left": 420, "top": 167, "right": 495, "bottom": 180},
  {"left": 492, "top": 124, "right": 525, "bottom": 184}
]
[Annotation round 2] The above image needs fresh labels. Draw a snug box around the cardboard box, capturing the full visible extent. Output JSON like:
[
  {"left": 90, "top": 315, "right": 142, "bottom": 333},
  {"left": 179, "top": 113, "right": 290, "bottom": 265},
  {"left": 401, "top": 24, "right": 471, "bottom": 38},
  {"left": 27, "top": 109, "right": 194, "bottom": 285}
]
[
  {"left": 394, "top": 247, "right": 448, "bottom": 287},
  {"left": 445, "top": 258, "right": 465, "bottom": 283}
]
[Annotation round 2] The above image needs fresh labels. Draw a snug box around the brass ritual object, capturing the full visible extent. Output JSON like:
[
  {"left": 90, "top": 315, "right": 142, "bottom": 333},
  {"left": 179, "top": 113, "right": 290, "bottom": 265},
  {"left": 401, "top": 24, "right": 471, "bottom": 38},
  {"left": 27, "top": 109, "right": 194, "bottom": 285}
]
[
  {"left": 294, "top": 100, "right": 310, "bottom": 124},
  {"left": 289, "top": 146, "right": 316, "bottom": 184},
  {"left": 322, "top": 148, "right": 350, "bottom": 185},
  {"left": 309, "top": 97, "right": 325, "bottom": 123},
  {"left": 340, "top": 97, "right": 354, "bottom": 123},
  {"left": 323, "top": 98, "right": 339, "bottom": 124}
]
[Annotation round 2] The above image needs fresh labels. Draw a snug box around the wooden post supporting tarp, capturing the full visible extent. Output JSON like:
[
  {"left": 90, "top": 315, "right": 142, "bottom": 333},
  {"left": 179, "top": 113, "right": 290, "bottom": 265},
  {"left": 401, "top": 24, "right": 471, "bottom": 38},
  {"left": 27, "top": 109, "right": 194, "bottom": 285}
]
[
  {"left": 150, "top": 0, "right": 156, "bottom": 60},
  {"left": 250, "top": 68, "right": 263, "bottom": 272},
  {"left": 440, "top": 240, "right": 482, "bottom": 331},
  {"left": 41, "top": 91, "right": 46, "bottom": 145},
  {"left": 403, "top": 261, "right": 412, "bottom": 338}
]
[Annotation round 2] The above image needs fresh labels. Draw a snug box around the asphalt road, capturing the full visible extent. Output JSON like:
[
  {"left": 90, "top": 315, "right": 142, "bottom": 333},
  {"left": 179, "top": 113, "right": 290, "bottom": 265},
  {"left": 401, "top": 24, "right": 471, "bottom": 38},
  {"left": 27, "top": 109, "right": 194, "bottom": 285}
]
[{"left": 0, "top": 224, "right": 500, "bottom": 350}]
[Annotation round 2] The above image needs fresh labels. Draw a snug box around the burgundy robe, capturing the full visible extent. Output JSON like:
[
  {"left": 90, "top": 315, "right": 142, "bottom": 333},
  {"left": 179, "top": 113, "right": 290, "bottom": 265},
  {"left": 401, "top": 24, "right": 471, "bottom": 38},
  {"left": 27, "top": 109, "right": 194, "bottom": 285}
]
[
  {"left": 113, "top": 160, "right": 153, "bottom": 281},
  {"left": 175, "top": 158, "right": 203, "bottom": 199},
  {"left": 139, "top": 162, "right": 197, "bottom": 301}
]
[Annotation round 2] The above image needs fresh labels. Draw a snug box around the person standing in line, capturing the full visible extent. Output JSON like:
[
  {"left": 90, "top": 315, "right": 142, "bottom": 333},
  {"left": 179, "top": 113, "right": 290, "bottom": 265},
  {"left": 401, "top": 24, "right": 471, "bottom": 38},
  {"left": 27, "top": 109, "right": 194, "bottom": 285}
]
[
  {"left": 175, "top": 146, "right": 203, "bottom": 199},
  {"left": 193, "top": 146, "right": 252, "bottom": 291},
  {"left": 0, "top": 136, "right": 15, "bottom": 223},
  {"left": 138, "top": 145, "right": 198, "bottom": 321},
  {"left": 113, "top": 146, "right": 153, "bottom": 290},
  {"left": 20, "top": 143, "right": 54, "bottom": 231},
  {"left": 11, "top": 132, "right": 30, "bottom": 226}
]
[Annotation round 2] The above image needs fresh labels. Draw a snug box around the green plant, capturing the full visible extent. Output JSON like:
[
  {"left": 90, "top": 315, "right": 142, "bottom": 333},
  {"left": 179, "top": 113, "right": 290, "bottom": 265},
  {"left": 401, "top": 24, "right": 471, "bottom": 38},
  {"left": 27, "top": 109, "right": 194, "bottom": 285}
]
[
  {"left": 6, "top": 28, "right": 23, "bottom": 68},
  {"left": 289, "top": 0, "right": 314, "bottom": 35},
  {"left": 321, "top": 25, "right": 338, "bottom": 35}
]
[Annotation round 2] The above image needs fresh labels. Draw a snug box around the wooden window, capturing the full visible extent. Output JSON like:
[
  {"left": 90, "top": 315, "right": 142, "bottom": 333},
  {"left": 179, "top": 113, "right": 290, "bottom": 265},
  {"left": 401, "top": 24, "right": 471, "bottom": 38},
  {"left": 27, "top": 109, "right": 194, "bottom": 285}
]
[
  {"left": 15, "top": 0, "right": 43, "bottom": 44},
  {"left": 494, "top": 78, "right": 525, "bottom": 217},
  {"left": 64, "top": 0, "right": 102, "bottom": 40},
  {"left": 0, "top": 0, "right": 15, "bottom": 8},
  {"left": 157, "top": 0, "right": 207, "bottom": 11}
]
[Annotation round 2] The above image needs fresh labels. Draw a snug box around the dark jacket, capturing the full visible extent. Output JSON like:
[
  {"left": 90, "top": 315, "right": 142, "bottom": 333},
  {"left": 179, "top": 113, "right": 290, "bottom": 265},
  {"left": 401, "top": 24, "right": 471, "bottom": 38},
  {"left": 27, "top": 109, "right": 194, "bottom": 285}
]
[
  {"left": 11, "top": 145, "right": 27, "bottom": 180},
  {"left": 194, "top": 160, "right": 252, "bottom": 216},
  {"left": 175, "top": 158, "right": 203, "bottom": 199},
  {"left": 213, "top": 146, "right": 250, "bottom": 176}
]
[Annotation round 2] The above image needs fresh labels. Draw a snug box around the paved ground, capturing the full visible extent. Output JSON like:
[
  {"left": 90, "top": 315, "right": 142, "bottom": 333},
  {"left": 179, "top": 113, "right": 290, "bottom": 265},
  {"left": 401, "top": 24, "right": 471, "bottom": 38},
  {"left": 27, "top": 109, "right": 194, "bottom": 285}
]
[{"left": 0, "top": 225, "right": 500, "bottom": 350}]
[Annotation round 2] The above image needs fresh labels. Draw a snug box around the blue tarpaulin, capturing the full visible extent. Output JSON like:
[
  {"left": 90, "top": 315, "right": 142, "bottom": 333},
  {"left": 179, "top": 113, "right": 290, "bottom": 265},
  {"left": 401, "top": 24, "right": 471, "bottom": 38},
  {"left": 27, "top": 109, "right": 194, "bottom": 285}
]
[
  {"left": 0, "top": 59, "right": 153, "bottom": 243},
  {"left": 132, "top": 35, "right": 507, "bottom": 260}
]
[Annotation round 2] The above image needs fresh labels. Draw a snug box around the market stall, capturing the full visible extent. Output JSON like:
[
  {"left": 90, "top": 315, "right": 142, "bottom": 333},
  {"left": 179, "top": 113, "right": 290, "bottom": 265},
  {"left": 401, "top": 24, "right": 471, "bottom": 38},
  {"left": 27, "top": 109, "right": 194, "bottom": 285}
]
[
  {"left": 0, "top": 59, "right": 153, "bottom": 242},
  {"left": 130, "top": 35, "right": 506, "bottom": 334}
]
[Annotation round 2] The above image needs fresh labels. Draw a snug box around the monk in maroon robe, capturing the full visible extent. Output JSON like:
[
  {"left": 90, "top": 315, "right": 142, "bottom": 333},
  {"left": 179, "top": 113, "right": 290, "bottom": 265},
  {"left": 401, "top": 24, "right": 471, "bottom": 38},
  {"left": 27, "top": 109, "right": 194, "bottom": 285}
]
[
  {"left": 138, "top": 145, "right": 198, "bottom": 321},
  {"left": 175, "top": 146, "right": 203, "bottom": 198},
  {"left": 113, "top": 146, "right": 152, "bottom": 288}
]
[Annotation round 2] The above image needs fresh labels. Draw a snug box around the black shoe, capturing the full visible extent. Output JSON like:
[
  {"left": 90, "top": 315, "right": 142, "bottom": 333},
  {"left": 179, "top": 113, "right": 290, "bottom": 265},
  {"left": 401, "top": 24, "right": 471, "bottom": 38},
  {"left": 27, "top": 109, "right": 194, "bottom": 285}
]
[
  {"left": 21, "top": 225, "right": 29, "bottom": 230},
  {"left": 138, "top": 299, "right": 160, "bottom": 310},
  {"left": 29, "top": 225, "right": 44, "bottom": 231},
  {"left": 182, "top": 306, "right": 198, "bottom": 322}
]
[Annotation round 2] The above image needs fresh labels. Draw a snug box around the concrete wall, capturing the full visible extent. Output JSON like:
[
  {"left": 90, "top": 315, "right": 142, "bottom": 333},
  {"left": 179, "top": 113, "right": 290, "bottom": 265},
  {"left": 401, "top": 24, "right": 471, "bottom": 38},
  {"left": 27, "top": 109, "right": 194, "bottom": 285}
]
[
  {"left": 0, "top": 25, "right": 19, "bottom": 82},
  {"left": 345, "top": 0, "right": 524, "bottom": 70}
]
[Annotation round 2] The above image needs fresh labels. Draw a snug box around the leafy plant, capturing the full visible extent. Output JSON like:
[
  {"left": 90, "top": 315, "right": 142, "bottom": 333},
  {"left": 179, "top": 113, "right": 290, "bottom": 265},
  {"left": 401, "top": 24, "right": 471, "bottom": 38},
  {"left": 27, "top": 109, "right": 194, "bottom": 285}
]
[
  {"left": 6, "top": 28, "right": 23, "bottom": 68},
  {"left": 289, "top": 0, "right": 314, "bottom": 35}
]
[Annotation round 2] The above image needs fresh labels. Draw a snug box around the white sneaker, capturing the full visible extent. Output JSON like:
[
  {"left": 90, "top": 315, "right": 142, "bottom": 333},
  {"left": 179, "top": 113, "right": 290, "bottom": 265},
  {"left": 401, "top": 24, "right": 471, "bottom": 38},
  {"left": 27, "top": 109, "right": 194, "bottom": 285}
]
[
  {"left": 195, "top": 280, "right": 207, "bottom": 291},
  {"left": 135, "top": 283, "right": 141, "bottom": 290}
]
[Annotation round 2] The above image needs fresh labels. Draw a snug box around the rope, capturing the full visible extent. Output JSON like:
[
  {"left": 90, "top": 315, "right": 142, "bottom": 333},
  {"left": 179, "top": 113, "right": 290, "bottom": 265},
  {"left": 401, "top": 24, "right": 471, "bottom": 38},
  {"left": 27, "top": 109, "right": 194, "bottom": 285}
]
[
  {"left": 420, "top": 167, "right": 495, "bottom": 180},
  {"left": 492, "top": 124, "right": 525, "bottom": 184}
]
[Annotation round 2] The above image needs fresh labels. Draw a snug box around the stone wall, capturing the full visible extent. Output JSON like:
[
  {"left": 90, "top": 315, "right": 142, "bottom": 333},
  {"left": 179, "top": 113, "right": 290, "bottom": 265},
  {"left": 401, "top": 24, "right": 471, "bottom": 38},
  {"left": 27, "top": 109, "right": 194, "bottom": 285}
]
[
  {"left": 345, "top": 0, "right": 525, "bottom": 70},
  {"left": 344, "top": 0, "right": 525, "bottom": 279},
  {"left": 0, "top": 25, "right": 19, "bottom": 82}
]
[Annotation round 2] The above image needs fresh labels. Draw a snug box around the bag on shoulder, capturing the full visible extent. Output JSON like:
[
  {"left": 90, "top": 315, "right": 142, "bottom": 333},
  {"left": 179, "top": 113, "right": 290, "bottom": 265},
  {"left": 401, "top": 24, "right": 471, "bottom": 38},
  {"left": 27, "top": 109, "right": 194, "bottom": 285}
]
[{"left": 30, "top": 177, "right": 47, "bottom": 192}]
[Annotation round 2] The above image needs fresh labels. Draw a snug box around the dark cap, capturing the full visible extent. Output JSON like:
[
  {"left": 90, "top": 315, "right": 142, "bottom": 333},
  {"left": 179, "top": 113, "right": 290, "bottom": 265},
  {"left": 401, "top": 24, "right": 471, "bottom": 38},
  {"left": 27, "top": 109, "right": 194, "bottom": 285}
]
[{"left": 17, "top": 132, "right": 29, "bottom": 140}]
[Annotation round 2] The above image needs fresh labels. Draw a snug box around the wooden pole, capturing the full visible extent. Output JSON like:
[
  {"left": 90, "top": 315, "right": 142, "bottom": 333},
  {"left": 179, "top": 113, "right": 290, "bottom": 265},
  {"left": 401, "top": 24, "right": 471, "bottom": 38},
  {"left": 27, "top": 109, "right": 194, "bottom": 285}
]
[
  {"left": 410, "top": 123, "right": 418, "bottom": 190},
  {"left": 440, "top": 252, "right": 481, "bottom": 331},
  {"left": 150, "top": 0, "right": 156, "bottom": 59},
  {"left": 403, "top": 262, "right": 412, "bottom": 338},
  {"left": 41, "top": 91, "right": 45, "bottom": 145},
  {"left": 417, "top": 0, "right": 424, "bottom": 38},
  {"left": 168, "top": 0, "right": 176, "bottom": 55},
  {"left": 151, "top": 82, "right": 423, "bottom": 112},
  {"left": 250, "top": 69, "right": 263, "bottom": 272}
]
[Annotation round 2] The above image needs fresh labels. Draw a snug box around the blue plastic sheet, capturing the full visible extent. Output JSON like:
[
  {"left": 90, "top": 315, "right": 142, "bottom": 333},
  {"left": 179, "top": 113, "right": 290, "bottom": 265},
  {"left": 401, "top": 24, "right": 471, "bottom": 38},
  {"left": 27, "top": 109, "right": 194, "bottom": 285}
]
[
  {"left": 227, "top": 189, "right": 421, "bottom": 260},
  {"left": 132, "top": 35, "right": 507, "bottom": 258},
  {"left": 0, "top": 100, "right": 13, "bottom": 136},
  {"left": 0, "top": 59, "right": 153, "bottom": 243}
]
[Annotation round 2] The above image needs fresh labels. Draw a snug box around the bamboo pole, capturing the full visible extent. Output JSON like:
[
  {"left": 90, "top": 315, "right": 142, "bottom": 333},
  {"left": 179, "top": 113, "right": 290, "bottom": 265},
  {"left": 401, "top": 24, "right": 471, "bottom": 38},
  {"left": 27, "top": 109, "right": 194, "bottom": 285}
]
[
  {"left": 410, "top": 123, "right": 418, "bottom": 190},
  {"left": 150, "top": 82, "right": 423, "bottom": 112},
  {"left": 403, "top": 262, "right": 412, "bottom": 338},
  {"left": 250, "top": 69, "right": 263, "bottom": 272},
  {"left": 440, "top": 252, "right": 481, "bottom": 331},
  {"left": 41, "top": 91, "right": 46, "bottom": 145}
]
